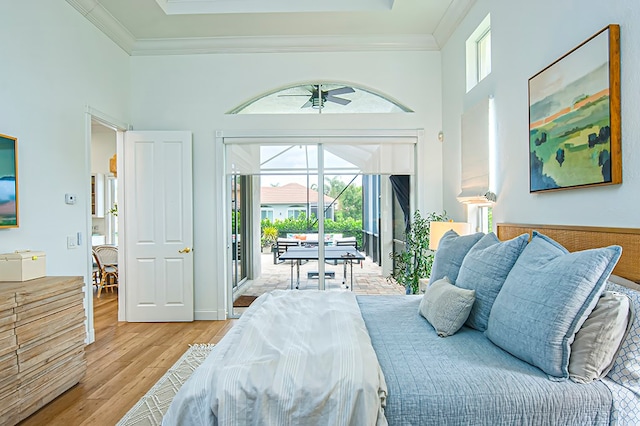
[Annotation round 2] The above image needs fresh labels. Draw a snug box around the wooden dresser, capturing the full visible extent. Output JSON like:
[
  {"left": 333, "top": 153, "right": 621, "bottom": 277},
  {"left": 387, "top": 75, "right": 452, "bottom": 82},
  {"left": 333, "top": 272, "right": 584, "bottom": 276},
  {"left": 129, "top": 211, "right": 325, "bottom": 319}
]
[{"left": 0, "top": 276, "right": 86, "bottom": 425}]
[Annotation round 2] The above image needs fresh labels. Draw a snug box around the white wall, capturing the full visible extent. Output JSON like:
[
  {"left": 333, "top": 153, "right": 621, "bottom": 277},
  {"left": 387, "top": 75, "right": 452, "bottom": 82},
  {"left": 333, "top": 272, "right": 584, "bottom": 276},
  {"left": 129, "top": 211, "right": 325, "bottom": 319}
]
[
  {"left": 0, "top": 1, "right": 129, "bottom": 266},
  {"left": 441, "top": 0, "right": 640, "bottom": 228},
  {"left": 0, "top": 1, "right": 130, "bottom": 338},
  {"left": 130, "top": 50, "right": 443, "bottom": 318}
]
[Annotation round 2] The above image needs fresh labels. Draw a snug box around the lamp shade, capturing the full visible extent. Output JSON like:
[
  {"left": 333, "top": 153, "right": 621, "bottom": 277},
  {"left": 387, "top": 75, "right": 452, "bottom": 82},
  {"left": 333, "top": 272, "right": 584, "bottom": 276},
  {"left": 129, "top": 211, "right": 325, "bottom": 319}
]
[{"left": 429, "top": 221, "right": 472, "bottom": 250}]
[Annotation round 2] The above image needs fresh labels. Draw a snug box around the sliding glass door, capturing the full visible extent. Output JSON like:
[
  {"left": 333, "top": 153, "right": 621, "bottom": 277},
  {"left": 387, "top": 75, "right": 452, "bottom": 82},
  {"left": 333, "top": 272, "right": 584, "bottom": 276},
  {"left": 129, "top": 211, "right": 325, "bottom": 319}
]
[{"left": 224, "top": 133, "right": 417, "bottom": 316}]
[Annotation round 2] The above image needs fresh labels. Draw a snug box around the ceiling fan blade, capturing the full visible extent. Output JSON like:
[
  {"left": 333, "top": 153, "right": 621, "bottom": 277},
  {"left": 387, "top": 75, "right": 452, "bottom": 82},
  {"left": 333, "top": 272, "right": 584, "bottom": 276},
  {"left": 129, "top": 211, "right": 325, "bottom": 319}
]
[
  {"left": 301, "top": 100, "right": 313, "bottom": 108},
  {"left": 327, "top": 86, "right": 355, "bottom": 96},
  {"left": 278, "top": 94, "right": 312, "bottom": 97},
  {"left": 326, "top": 95, "right": 351, "bottom": 106}
]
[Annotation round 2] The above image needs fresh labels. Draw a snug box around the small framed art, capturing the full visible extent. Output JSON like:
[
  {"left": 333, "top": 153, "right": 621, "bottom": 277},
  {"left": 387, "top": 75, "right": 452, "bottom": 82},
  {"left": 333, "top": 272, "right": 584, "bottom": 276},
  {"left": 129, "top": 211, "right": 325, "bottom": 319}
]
[{"left": 0, "top": 134, "right": 18, "bottom": 228}]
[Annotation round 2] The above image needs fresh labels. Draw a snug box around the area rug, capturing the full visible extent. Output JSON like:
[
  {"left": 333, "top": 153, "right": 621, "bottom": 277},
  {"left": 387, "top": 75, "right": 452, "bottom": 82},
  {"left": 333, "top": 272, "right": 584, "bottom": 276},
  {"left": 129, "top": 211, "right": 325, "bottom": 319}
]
[
  {"left": 116, "top": 343, "right": 215, "bottom": 426},
  {"left": 233, "top": 295, "right": 258, "bottom": 307}
]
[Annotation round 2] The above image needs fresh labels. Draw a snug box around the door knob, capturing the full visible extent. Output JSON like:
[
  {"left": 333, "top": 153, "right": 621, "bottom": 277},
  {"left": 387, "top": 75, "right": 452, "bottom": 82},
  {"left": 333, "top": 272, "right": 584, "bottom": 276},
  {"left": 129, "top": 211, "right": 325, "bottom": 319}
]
[{"left": 178, "top": 247, "right": 192, "bottom": 253}]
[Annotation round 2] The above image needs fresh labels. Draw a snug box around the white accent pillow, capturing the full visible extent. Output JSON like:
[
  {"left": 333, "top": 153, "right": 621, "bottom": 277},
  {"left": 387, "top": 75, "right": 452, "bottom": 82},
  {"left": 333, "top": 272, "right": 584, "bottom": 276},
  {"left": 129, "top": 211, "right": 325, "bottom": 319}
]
[
  {"left": 418, "top": 277, "right": 475, "bottom": 337},
  {"left": 569, "top": 291, "right": 634, "bottom": 383}
]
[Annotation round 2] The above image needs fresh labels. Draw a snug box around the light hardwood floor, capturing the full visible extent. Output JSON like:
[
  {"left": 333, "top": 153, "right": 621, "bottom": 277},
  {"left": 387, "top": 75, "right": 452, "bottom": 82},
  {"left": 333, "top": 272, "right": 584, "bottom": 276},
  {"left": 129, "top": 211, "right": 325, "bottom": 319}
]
[{"left": 18, "top": 290, "right": 235, "bottom": 426}]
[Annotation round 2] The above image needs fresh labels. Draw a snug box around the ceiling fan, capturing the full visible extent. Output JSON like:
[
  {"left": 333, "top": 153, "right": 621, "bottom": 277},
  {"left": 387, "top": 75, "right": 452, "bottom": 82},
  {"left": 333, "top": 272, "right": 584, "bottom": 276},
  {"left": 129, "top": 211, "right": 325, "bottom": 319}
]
[{"left": 279, "top": 84, "right": 355, "bottom": 109}]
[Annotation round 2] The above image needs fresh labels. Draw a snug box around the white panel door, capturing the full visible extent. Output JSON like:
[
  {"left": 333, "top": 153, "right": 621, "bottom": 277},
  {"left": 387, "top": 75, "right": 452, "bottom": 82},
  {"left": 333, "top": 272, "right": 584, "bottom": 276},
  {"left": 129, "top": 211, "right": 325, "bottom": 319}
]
[{"left": 124, "top": 131, "right": 194, "bottom": 322}]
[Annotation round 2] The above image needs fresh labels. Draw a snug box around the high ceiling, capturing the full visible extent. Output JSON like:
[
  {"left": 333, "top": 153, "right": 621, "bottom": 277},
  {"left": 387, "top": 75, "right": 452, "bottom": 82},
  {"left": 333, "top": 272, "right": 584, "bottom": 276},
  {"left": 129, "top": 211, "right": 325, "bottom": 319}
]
[{"left": 67, "top": 0, "right": 475, "bottom": 55}]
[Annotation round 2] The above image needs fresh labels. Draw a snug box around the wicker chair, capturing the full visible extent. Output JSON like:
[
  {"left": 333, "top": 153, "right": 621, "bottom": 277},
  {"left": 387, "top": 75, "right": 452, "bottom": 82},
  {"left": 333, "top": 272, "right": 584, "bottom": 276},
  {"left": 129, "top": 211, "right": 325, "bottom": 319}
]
[
  {"left": 94, "top": 245, "right": 118, "bottom": 298},
  {"left": 92, "top": 249, "right": 101, "bottom": 290}
]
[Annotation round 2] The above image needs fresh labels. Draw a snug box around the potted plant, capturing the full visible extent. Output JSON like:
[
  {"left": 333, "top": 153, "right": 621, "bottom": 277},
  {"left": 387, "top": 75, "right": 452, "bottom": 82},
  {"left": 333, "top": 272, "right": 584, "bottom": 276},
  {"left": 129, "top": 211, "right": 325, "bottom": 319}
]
[
  {"left": 261, "top": 226, "right": 278, "bottom": 253},
  {"left": 387, "top": 210, "right": 448, "bottom": 294}
]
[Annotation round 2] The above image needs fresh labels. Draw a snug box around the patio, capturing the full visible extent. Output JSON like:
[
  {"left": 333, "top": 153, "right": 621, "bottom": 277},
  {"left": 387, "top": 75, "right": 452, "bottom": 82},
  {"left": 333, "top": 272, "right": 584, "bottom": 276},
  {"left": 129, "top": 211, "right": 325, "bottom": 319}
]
[{"left": 238, "top": 252, "right": 407, "bottom": 299}]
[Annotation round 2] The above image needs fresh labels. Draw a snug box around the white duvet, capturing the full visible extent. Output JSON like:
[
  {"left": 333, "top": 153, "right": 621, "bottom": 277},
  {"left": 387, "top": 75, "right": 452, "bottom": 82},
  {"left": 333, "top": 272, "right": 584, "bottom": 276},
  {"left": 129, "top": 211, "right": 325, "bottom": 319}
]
[{"left": 163, "top": 290, "right": 388, "bottom": 426}]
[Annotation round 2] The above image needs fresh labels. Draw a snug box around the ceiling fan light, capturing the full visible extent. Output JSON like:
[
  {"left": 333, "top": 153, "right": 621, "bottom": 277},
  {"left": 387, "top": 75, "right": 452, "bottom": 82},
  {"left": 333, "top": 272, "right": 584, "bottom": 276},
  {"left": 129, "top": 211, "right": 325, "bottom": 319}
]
[{"left": 311, "top": 96, "right": 324, "bottom": 109}]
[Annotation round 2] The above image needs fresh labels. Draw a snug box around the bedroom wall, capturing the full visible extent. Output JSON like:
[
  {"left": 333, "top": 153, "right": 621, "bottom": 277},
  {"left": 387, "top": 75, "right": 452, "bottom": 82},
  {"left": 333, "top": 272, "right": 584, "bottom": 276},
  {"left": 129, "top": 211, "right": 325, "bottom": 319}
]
[
  {"left": 0, "top": 1, "right": 130, "bottom": 272},
  {"left": 0, "top": 1, "right": 130, "bottom": 340},
  {"left": 129, "top": 50, "right": 443, "bottom": 318},
  {"left": 441, "top": 0, "right": 640, "bottom": 228}
]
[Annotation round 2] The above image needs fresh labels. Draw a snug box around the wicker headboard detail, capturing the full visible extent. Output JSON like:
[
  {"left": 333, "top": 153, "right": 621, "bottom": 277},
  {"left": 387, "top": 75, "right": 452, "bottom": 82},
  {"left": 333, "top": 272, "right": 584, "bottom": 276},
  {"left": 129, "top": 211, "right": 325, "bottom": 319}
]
[{"left": 496, "top": 223, "right": 640, "bottom": 283}]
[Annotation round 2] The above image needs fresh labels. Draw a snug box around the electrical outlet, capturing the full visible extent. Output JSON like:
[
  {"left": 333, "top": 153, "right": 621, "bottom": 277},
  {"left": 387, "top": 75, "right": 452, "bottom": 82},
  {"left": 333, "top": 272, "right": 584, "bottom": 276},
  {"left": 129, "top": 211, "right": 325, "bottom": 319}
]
[{"left": 67, "top": 236, "right": 77, "bottom": 249}]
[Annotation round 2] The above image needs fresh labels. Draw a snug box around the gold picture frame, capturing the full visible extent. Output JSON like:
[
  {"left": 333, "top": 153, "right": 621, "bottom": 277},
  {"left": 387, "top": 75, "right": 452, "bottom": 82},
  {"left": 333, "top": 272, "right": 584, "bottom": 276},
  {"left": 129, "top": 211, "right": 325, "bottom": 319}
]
[
  {"left": 528, "top": 24, "right": 621, "bottom": 192},
  {"left": 0, "top": 133, "right": 18, "bottom": 228}
]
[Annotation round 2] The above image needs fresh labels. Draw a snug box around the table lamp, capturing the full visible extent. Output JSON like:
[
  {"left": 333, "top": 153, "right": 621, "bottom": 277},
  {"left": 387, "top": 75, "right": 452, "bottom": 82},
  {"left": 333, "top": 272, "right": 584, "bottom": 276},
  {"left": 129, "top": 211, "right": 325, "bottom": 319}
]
[{"left": 429, "top": 221, "right": 472, "bottom": 250}]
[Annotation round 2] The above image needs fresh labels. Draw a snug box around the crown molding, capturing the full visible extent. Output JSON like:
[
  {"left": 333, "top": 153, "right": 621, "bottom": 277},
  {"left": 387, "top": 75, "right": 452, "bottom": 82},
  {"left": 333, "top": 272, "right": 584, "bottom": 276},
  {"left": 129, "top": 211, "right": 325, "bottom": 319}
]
[
  {"left": 66, "top": 0, "right": 137, "bottom": 54},
  {"left": 67, "top": 0, "right": 443, "bottom": 56},
  {"left": 433, "top": 0, "right": 476, "bottom": 48},
  {"left": 131, "top": 34, "right": 438, "bottom": 56}
]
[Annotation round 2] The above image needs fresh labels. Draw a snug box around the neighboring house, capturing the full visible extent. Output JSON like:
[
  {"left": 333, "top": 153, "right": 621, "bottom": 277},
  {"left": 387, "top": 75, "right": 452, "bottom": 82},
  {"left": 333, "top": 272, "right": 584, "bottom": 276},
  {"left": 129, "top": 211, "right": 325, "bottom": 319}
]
[{"left": 261, "top": 183, "right": 336, "bottom": 221}]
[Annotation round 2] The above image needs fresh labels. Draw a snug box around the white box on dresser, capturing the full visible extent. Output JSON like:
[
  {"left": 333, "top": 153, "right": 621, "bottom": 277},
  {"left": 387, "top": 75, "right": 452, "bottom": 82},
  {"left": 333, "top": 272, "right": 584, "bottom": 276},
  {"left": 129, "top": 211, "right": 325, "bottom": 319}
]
[{"left": 0, "top": 251, "right": 46, "bottom": 282}]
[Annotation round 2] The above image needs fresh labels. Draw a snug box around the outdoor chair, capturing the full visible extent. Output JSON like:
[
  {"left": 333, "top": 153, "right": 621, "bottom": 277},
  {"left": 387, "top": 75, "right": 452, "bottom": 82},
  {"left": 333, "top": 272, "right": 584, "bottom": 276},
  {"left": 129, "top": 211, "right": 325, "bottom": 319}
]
[
  {"left": 333, "top": 237, "right": 362, "bottom": 284},
  {"left": 273, "top": 238, "right": 301, "bottom": 264}
]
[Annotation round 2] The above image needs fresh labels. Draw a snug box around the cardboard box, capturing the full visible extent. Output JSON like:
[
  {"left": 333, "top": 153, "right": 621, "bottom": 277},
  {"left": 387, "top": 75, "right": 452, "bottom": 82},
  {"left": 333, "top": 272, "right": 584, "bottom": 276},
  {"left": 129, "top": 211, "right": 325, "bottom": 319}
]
[{"left": 0, "top": 251, "right": 46, "bottom": 282}]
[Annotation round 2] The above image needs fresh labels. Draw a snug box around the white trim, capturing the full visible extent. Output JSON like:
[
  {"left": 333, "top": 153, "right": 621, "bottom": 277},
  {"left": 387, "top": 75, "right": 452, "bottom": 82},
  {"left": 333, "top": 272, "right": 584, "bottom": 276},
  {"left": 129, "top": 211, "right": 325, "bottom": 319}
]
[
  {"left": 68, "top": 0, "right": 474, "bottom": 56},
  {"left": 131, "top": 34, "right": 438, "bottom": 56},
  {"left": 220, "top": 128, "right": 421, "bottom": 140},
  {"left": 218, "top": 128, "right": 421, "bottom": 317},
  {"left": 215, "top": 133, "right": 228, "bottom": 320},
  {"left": 66, "top": 0, "right": 136, "bottom": 55},
  {"left": 433, "top": 0, "right": 477, "bottom": 48},
  {"left": 84, "top": 107, "right": 129, "bottom": 343},
  {"left": 195, "top": 310, "right": 223, "bottom": 321},
  {"left": 115, "top": 130, "right": 126, "bottom": 322},
  {"left": 465, "top": 14, "right": 491, "bottom": 92}
]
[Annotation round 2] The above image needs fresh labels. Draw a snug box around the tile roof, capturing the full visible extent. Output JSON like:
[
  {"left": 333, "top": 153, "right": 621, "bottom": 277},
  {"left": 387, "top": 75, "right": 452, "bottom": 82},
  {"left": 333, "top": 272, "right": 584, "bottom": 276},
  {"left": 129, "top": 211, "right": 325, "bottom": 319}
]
[{"left": 261, "top": 182, "right": 335, "bottom": 205}]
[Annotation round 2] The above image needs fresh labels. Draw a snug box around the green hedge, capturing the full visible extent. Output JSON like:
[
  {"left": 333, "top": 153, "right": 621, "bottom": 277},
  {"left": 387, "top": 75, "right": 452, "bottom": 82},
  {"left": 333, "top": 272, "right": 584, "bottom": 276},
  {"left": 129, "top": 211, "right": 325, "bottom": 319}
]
[{"left": 261, "top": 214, "right": 363, "bottom": 248}]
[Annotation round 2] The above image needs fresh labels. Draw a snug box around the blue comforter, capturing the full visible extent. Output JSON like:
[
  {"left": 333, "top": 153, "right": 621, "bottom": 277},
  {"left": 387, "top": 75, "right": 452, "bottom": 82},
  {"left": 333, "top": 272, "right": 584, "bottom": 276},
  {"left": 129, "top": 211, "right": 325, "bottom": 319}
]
[{"left": 358, "top": 295, "right": 613, "bottom": 426}]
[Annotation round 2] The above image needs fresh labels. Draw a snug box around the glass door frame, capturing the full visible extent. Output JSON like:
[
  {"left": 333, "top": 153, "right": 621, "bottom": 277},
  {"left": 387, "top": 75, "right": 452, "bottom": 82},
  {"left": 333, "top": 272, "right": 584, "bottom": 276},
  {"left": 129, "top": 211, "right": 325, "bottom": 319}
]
[{"left": 219, "top": 129, "right": 423, "bottom": 319}]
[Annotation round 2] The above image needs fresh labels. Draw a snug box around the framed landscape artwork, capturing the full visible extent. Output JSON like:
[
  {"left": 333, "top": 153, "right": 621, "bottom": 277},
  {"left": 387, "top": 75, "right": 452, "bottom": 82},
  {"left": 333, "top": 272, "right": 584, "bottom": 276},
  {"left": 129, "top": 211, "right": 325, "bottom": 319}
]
[
  {"left": 0, "top": 133, "right": 18, "bottom": 228},
  {"left": 528, "top": 24, "right": 621, "bottom": 193}
]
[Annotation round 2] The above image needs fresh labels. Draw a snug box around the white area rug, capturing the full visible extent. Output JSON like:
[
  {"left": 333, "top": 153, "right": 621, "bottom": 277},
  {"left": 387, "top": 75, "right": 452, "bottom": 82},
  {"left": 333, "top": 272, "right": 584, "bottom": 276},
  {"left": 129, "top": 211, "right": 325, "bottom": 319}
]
[{"left": 116, "top": 343, "right": 215, "bottom": 426}]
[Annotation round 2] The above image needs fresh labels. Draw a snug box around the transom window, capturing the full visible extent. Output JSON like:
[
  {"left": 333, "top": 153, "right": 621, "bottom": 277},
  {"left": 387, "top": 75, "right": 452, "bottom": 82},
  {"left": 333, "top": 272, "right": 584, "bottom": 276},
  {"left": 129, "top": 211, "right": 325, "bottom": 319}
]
[
  {"left": 466, "top": 14, "right": 492, "bottom": 92},
  {"left": 228, "top": 82, "right": 413, "bottom": 114}
]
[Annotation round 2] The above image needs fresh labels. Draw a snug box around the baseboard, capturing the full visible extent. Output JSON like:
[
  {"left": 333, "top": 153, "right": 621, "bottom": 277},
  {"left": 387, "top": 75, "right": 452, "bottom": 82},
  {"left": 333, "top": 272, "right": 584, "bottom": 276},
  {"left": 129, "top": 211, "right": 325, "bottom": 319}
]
[
  {"left": 195, "top": 310, "right": 224, "bottom": 321},
  {"left": 85, "top": 327, "right": 95, "bottom": 344}
]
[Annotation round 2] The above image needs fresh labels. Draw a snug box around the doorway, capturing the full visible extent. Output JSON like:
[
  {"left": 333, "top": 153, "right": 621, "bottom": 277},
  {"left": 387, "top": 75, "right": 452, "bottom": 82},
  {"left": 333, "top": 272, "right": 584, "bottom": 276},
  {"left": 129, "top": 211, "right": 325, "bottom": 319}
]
[
  {"left": 90, "top": 120, "right": 118, "bottom": 317},
  {"left": 85, "top": 109, "right": 127, "bottom": 343}
]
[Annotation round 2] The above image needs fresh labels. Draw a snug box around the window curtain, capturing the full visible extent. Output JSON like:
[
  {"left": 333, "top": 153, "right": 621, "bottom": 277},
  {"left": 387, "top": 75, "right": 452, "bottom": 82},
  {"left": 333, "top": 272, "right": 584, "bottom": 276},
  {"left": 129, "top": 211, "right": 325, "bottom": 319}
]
[
  {"left": 389, "top": 175, "right": 410, "bottom": 233},
  {"left": 225, "top": 137, "right": 415, "bottom": 176},
  {"left": 458, "top": 97, "right": 491, "bottom": 201}
]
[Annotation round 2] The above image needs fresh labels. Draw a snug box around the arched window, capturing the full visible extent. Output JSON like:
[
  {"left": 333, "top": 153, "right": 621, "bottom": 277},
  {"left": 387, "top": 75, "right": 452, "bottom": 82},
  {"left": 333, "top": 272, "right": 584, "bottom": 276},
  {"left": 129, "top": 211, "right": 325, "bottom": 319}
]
[{"left": 228, "top": 82, "right": 413, "bottom": 114}]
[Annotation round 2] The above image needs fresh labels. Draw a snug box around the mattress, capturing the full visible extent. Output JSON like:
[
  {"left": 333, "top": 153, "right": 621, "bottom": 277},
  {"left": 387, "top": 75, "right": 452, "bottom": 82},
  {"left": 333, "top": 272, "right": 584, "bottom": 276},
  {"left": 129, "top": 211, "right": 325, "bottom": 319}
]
[{"left": 357, "top": 295, "right": 614, "bottom": 426}]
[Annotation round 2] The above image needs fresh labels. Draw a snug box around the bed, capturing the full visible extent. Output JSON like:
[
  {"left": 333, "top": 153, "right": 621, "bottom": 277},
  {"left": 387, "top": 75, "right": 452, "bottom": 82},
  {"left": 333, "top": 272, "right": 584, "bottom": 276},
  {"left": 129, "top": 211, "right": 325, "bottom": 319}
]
[{"left": 163, "top": 224, "right": 640, "bottom": 425}]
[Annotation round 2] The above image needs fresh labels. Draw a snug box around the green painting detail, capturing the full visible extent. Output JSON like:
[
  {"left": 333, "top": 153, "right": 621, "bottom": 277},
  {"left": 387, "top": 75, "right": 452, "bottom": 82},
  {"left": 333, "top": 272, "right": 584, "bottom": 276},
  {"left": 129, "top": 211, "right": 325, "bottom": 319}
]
[
  {"left": 0, "top": 135, "right": 18, "bottom": 227},
  {"left": 529, "top": 64, "right": 611, "bottom": 191}
]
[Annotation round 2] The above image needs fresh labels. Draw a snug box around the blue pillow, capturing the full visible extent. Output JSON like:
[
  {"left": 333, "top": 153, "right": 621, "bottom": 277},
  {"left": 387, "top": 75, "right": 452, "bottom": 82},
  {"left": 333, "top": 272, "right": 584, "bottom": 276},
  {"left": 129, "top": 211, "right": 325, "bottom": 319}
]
[
  {"left": 429, "top": 230, "right": 484, "bottom": 286},
  {"left": 485, "top": 231, "right": 622, "bottom": 379},
  {"left": 455, "top": 232, "right": 529, "bottom": 331}
]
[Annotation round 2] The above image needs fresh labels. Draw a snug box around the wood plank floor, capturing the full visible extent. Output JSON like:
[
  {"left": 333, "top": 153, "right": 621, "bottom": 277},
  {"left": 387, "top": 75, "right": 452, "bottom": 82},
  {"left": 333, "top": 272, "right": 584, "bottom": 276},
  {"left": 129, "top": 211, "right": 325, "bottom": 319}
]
[{"left": 18, "top": 291, "right": 235, "bottom": 426}]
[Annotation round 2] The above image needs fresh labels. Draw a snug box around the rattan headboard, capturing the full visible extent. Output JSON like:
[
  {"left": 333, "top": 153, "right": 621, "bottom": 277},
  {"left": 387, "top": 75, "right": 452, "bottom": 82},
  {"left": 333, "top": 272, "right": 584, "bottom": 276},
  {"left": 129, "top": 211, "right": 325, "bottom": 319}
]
[{"left": 496, "top": 223, "right": 640, "bottom": 283}]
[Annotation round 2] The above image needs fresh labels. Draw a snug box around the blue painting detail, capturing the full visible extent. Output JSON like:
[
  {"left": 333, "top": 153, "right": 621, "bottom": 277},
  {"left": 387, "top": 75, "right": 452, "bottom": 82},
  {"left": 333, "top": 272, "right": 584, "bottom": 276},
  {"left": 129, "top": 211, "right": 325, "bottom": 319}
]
[{"left": 530, "top": 151, "right": 559, "bottom": 190}]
